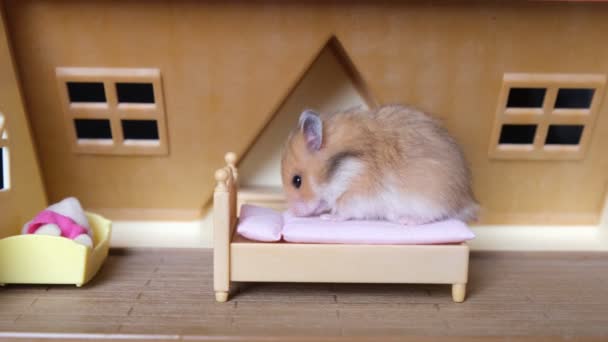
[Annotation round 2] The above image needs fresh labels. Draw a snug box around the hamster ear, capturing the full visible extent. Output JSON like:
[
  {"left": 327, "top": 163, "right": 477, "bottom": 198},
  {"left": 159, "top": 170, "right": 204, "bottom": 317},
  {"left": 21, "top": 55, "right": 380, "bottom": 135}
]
[{"left": 299, "top": 110, "right": 323, "bottom": 152}]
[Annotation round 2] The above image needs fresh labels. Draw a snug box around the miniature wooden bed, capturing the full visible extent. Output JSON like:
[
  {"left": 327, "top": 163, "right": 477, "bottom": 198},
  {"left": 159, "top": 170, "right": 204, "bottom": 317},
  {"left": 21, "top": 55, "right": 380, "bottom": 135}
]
[{"left": 213, "top": 153, "right": 470, "bottom": 303}]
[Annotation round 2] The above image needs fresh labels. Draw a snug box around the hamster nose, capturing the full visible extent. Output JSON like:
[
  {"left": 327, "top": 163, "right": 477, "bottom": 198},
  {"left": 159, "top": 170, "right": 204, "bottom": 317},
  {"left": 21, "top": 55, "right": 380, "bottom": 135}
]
[{"left": 289, "top": 201, "right": 310, "bottom": 217}]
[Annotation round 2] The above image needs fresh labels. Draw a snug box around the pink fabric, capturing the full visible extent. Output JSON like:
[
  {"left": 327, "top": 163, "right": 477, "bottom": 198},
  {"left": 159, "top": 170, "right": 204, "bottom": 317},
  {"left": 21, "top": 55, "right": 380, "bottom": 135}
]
[
  {"left": 282, "top": 212, "right": 475, "bottom": 245},
  {"left": 26, "top": 210, "right": 89, "bottom": 239},
  {"left": 237, "top": 204, "right": 283, "bottom": 242},
  {"left": 236, "top": 205, "right": 475, "bottom": 245}
]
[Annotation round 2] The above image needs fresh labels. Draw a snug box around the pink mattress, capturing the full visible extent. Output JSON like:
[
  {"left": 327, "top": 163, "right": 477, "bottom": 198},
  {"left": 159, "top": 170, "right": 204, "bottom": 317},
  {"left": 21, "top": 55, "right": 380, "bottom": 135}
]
[{"left": 237, "top": 205, "right": 475, "bottom": 245}]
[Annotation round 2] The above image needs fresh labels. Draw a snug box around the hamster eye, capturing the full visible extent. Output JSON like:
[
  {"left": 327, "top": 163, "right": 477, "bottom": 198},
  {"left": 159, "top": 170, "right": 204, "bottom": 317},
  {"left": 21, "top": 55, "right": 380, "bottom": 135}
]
[{"left": 292, "top": 175, "right": 302, "bottom": 189}]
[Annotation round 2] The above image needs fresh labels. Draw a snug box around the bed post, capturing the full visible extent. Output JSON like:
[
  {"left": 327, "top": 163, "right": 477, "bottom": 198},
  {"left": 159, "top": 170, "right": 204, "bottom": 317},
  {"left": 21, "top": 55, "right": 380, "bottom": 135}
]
[
  {"left": 213, "top": 152, "right": 237, "bottom": 302},
  {"left": 452, "top": 284, "right": 466, "bottom": 303}
]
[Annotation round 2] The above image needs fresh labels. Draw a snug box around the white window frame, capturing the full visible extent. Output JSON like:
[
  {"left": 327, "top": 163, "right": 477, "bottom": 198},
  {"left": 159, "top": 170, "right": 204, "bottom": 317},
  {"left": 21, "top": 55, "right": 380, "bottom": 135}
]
[
  {"left": 0, "top": 113, "right": 10, "bottom": 191},
  {"left": 56, "top": 67, "right": 169, "bottom": 155},
  {"left": 489, "top": 73, "right": 606, "bottom": 160}
]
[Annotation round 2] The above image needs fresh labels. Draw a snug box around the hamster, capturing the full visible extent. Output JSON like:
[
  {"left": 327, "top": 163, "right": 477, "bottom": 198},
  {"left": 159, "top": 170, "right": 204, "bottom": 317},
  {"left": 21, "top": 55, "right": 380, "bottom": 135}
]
[{"left": 280, "top": 104, "right": 478, "bottom": 225}]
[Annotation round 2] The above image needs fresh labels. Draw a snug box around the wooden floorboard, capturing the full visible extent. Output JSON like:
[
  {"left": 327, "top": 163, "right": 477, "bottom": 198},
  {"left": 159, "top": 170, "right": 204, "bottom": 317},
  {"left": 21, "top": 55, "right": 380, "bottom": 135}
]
[{"left": 1, "top": 249, "right": 608, "bottom": 341}]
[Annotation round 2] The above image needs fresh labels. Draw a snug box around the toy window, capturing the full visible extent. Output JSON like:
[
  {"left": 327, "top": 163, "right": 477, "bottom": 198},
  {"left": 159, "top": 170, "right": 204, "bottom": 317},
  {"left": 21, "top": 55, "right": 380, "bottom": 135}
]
[
  {"left": 489, "top": 74, "right": 606, "bottom": 160},
  {"left": 67, "top": 82, "right": 106, "bottom": 103},
  {"left": 0, "top": 113, "right": 10, "bottom": 191},
  {"left": 56, "top": 68, "right": 168, "bottom": 155}
]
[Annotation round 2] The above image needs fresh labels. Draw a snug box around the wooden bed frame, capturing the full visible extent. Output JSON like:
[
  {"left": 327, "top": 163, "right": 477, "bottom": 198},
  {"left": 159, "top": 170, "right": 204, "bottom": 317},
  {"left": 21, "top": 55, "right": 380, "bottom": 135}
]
[{"left": 213, "top": 153, "right": 470, "bottom": 303}]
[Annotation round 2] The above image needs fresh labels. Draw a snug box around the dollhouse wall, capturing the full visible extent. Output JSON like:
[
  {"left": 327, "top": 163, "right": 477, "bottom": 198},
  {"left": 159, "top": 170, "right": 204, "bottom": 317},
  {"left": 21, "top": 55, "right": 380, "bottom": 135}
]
[
  {"left": 0, "top": 9, "right": 46, "bottom": 236},
  {"left": 4, "top": 0, "right": 608, "bottom": 226},
  {"left": 239, "top": 45, "right": 368, "bottom": 188}
]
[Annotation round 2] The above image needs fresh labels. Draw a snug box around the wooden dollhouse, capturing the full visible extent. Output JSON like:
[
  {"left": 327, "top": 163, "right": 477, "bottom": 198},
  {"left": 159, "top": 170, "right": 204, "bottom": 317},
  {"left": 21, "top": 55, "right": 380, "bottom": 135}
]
[
  {"left": 1, "top": 0, "right": 607, "bottom": 243},
  {"left": 2, "top": 1, "right": 608, "bottom": 339}
]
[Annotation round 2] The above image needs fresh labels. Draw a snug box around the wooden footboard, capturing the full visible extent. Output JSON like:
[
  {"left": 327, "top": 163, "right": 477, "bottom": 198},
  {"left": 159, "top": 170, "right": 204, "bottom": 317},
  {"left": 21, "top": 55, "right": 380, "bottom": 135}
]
[{"left": 213, "top": 152, "right": 238, "bottom": 302}]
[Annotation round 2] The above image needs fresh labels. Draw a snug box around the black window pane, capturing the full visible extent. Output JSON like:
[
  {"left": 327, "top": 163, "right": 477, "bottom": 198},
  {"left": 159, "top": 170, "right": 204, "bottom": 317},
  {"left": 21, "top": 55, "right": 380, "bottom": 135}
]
[
  {"left": 67, "top": 82, "right": 106, "bottom": 103},
  {"left": 0, "top": 147, "right": 5, "bottom": 190},
  {"left": 545, "top": 125, "right": 584, "bottom": 145},
  {"left": 121, "top": 120, "right": 159, "bottom": 140},
  {"left": 555, "top": 88, "right": 595, "bottom": 109},
  {"left": 506, "top": 88, "right": 546, "bottom": 108},
  {"left": 116, "top": 83, "right": 155, "bottom": 103},
  {"left": 74, "top": 119, "right": 112, "bottom": 139},
  {"left": 499, "top": 124, "right": 537, "bottom": 144}
]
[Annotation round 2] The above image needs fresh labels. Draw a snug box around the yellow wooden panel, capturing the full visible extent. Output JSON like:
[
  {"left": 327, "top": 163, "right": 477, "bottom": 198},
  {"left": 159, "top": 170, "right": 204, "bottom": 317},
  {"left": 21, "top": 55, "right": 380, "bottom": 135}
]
[
  {"left": 0, "top": 5, "right": 46, "bottom": 237},
  {"left": 3, "top": 1, "right": 608, "bottom": 224}
]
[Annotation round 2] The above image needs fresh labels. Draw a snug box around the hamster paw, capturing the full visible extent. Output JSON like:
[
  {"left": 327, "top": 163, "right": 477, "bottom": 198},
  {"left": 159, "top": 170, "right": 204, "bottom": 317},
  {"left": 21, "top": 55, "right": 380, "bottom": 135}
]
[
  {"left": 73, "top": 234, "right": 93, "bottom": 248},
  {"left": 320, "top": 214, "right": 346, "bottom": 221},
  {"left": 397, "top": 217, "right": 427, "bottom": 226},
  {"left": 34, "top": 223, "right": 62, "bottom": 236}
]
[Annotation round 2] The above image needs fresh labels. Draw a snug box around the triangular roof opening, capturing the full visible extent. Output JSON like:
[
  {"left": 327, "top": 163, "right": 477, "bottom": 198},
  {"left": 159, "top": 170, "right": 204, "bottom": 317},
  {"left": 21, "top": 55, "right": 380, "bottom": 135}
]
[{"left": 238, "top": 36, "right": 376, "bottom": 190}]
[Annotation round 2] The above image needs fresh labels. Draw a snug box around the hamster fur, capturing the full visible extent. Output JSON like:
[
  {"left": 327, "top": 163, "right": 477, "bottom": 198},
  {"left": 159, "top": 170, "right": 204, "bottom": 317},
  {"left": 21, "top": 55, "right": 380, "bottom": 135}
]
[{"left": 280, "top": 104, "right": 478, "bottom": 225}]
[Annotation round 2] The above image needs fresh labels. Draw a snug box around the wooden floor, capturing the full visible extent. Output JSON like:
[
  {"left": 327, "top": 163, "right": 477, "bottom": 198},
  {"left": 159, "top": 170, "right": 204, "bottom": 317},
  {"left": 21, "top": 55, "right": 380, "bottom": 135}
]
[{"left": 1, "top": 249, "right": 608, "bottom": 341}]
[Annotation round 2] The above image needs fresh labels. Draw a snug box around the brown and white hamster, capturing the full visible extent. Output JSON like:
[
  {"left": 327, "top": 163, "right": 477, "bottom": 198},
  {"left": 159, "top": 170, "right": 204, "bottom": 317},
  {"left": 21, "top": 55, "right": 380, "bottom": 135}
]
[{"left": 280, "top": 104, "right": 478, "bottom": 225}]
